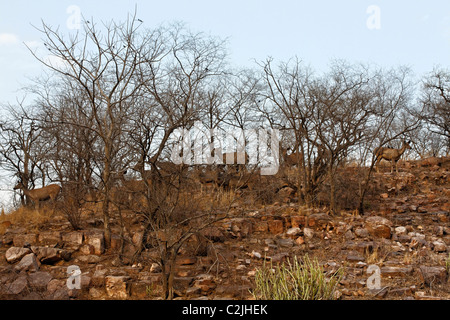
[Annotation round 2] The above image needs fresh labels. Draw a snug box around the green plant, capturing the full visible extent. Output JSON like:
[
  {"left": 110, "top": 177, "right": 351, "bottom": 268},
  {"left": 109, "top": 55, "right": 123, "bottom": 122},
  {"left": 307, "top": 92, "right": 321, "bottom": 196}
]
[{"left": 251, "top": 254, "right": 343, "bottom": 300}]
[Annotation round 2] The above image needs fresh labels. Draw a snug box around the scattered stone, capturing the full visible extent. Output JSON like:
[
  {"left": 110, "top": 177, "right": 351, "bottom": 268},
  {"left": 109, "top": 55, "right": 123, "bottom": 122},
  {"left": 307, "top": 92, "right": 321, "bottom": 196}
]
[
  {"left": 105, "top": 276, "right": 130, "bottom": 299},
  {"left": 230, "top": 218, "right": 253, "bottom": 238},
  {"left": 419, "top": 266, "right": 447, "bottom": 286},
  {"left": 201, "top": 226, "right": 225, "bottom": 242},
  {"left": 5, "top": 247, "right": 31, "bottom": 264},
  {"left": 286, "top": 227, "right": 301, "bottom": 237},
  {"left": 14, "top": 253, "right": 40, "bottom": 272},
  {"left": 346, "top": 251, "right": 365, "bottom": 262},
  {"left": 38, "top": 231, "right": 61, "bottom": 246},
  {"left": 251, "top": 251, "right": 262, "bottom": 259},
  {"left": 276, "top": 238, "right": 294, "bottom": 248},
  {"left": 354, "top": 228, "right": 369, "bottom": 238},
  {"left": 394, "top": 226, "right": 407, "bottom": 235},
  {"left": 191, "top": 274, "right": 216, "bottom": 294},
  {"left": 307, "top": 213, "right": 332, "bottom": 230},
  {"left": 84, "top": 231, "right": 105, "bottom": 255},
  {"left": 291, "top": 216, "right": 307, "bottom": 228},
  {"left": 61, "top": 232, "right": 84, "bottom": 249},
  {"left": 12, "top": 234, "right": 38, "bottom": 247},
  {"left": 150, "top": 263, "right": 161, "bottom": 273},
  {"left": 268, "top": 219, "right": 284, "bottom": 234},
  {"left": 32, "top": 247, "right": 71, "bottom": 264},
  {"left": 365, "top": 216, "right": 392, "bottom": 239},
  {"left": 28, "top": 271, "right": 53, "bottom": 290},
  {"left": 344, "top": 230, "right": 354, "bottom": 240},
  {"left": 303, "top": 228, "right": 314, "bottom": 239},
  {"left": 381, "top": 266, "right": 413, "bottom": 277},
  {"left": 432, "top": 240, "right": 447, "bottom": 253},
  {"left": 8, "top": 275, "right": 28, "bottom": 295}
]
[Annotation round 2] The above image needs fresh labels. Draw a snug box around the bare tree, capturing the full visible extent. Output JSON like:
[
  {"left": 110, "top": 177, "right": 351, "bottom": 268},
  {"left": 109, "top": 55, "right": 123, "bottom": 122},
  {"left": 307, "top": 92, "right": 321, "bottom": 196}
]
[
  {"left": 419, "top": 67, "right": 450, "bottom": 154},
  {"left": 28, "top": 13, "right": 166, "bottom": 246},
  {"left": 0, "top": 103, "right": 42, "bottom": 206}
]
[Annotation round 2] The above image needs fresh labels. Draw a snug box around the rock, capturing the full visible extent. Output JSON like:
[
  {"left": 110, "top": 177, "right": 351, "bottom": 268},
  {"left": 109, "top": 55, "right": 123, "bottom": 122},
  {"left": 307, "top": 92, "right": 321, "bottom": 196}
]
[
  {"left": 28, "top": 271, "right": 53, "bottom": 290},
  {"left": 291, "top": 216, "right": 307, "bottom": 228},
  {"left": 286, "top": 227, "right": 301, "bottom": 237},
  {"left": 201, "top": 226, "right": 225, "bottom": 242},
  {"left": 346, "top": 251, "right": 365, "bottom": 262},
  {"left": 433, "top": 226, "right": 444, "bottom": 236},
  {"left": 5, "top": 247, "right": 31, "bottom": 264},
  {"left": 380, "top": 266, "right": 413, "bottom": 277},
  {"left": 150, "top": 263, "right": 161, "bottom": 273},
  {"left": 192, "top": 274, "right": 216, "bottom": 294},
  {"left": 47, "top": 279, "right": 65, "bottom": 294},
  {"left": 354, "top": 227, "right": 369, "bottom": 238},
  {"left": 13, "top": 233, "right": 38, "bottom": 247},
  {"left": 32, "top": 247, "right": 71, "bottom": 264},
  {"left": 91, "top": 269, "right": 108, "bottom": 287},
  {"left": 61, "top": 232, "right": 84, "bottom": 249},
  {"left": 38, "top": 231, "right": 61, "bottom": 246},
  {"left": 394, "top": 226, "right": 407, "bottom": 235},
  {"left": 365, "top": 216, "right": 392, "bottom": 239},
  {"left": 105, "top": 276, "right": 130, "bottom": 299},
  {"left": 303, "top": 228, "right": 314, "bottom": 239},
  {"left": 419, "top": 266, "right": 447, "bottom": 286},
  {"left": 8, "top": 275, "right": 28, "bottom": 295},
  {"left": 268, "top": 219, "right": 284, "bottom": 234},
  {"left": 253, "top": 221, "right": 269, "bottom": 233},
  {"left": 177, "top": 257, "right": 197, "bottom": 265},
  {"left": 84, "top": 231, "right": 105, "bottom": 255},
  {"left": 251, "top": 251, "right": 262, "bottom": 259},
  {"left": 344, "top": 230, "right": 354, "bottom": 240},
  {"left": 89, "top": 287, "right": 105, "bottom": 299},
  {"left": 270, "top": 252, "right": 289, "bottom": 263},
  {"left": 276, "top": 238, "right": 294, "bottom": 248},
  {"left": 14, "top": 253, "right": 40, "bottom": 272},
  {"left": 75, "top": 254, "right": 102, "bottom": 264},
  {"left": 307, "top": 213, "right": 332, "bottom": 230},
  {"left": 230, "top": 218, "right": 253, "bottom": 238},
  {"left": 432, "top": 240, "right": 447, "bottom": 253}
]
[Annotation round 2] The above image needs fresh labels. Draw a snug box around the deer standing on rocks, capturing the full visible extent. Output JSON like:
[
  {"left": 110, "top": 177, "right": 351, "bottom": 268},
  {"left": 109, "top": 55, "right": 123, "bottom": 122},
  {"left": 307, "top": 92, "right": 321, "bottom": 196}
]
[
  {"left": 374, "top": 140, "right": 412, "bottom": 173},
  {"left": 13, "top": 182, "right": 60, "bottom": 210}
]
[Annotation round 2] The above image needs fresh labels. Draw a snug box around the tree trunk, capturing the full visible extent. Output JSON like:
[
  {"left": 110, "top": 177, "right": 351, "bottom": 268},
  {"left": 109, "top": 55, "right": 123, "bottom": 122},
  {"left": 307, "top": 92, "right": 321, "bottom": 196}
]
[{"left": 329, "top": 164, "right": 336, "bottom": 215}]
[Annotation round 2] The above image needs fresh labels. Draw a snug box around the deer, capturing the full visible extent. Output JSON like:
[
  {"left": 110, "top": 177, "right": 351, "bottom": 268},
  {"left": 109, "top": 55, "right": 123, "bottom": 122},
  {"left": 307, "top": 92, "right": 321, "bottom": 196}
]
[
  {"left": 280, "top": 146, "right": 303, "bottom": 167},
  {"left": 13, "top": 182, "right": 60, "bottom": 209},
  {"left": 374, "top": 140, "right": 412, "bottom": 173}
]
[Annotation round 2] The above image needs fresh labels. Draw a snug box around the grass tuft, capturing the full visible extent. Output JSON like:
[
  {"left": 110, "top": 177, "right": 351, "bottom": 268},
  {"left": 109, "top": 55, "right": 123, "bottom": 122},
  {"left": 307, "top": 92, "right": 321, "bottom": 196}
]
[{"left": 251, "top": 254, "right": 343, "bottom": 300}]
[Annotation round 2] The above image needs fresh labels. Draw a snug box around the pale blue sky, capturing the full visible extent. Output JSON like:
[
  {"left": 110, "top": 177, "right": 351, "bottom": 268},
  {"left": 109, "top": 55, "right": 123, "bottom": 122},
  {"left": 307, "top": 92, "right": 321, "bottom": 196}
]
[
  {"left": 1, "top": 0, "right": 449, "bottom": 105},
  {"left": 0, "top": 0, "right": 449, "bottom": 207}
]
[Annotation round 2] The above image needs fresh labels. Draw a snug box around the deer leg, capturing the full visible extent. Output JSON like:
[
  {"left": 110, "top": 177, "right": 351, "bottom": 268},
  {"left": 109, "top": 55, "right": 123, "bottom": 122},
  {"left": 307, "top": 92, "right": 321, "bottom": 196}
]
[{"left": 375, "top": 157, "right": 381, "bottom": 173}]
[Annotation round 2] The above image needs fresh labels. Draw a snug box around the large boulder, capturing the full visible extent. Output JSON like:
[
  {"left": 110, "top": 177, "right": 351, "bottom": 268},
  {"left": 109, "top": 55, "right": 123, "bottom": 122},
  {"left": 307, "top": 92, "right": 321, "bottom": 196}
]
[{"left": 365, "top": 216, "right": 392, "bottom": 239}]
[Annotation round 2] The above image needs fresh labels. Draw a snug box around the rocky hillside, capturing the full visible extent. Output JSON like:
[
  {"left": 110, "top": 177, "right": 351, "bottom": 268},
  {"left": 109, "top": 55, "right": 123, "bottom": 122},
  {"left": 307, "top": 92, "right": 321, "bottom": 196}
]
[{"left": 0, "top": 159, "right": 449, "bottom": 300}]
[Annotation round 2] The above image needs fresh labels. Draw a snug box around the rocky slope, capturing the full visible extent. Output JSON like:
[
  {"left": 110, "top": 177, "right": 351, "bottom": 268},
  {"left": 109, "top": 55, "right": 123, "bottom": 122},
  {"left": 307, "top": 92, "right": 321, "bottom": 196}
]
[{"left": 0, "top": 159, "right": 449, "bottom": 300}]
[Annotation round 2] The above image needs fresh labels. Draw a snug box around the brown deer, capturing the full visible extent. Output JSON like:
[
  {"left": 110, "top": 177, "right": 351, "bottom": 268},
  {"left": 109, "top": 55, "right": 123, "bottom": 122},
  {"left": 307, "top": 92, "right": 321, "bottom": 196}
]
[
  {"left": 280, "top": 147, "right": 303, "bottom": 167},
  {"left": 13, "top": 182, "right": 60, "bottom": 209},
  {"left": 374, "top": 140, "right": 412, "bottom": 173}
]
